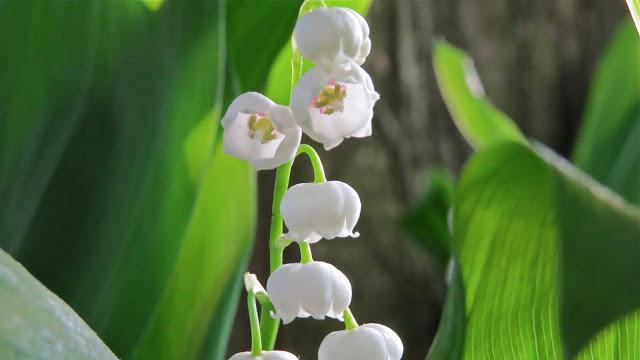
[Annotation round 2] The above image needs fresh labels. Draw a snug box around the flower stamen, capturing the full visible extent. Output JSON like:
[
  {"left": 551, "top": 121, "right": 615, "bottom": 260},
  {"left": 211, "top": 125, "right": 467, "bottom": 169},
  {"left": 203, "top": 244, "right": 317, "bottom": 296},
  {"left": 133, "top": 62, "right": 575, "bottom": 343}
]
[
  {"left": 311, "top": 80, "right": 347, "bottom": 115},
  {"left": 247, "top": 112, "right": 280, "bottom": 143}
]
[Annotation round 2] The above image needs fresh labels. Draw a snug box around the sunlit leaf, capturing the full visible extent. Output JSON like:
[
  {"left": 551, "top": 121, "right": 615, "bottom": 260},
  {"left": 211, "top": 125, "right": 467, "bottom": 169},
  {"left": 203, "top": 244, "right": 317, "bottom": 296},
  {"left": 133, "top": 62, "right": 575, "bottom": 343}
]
[
  {"left": 626, "top": 0, "right": 640, "bottom": 34},
  {"left": 0, "top": 249, "right": 117, "bottom": 359},
  {"left": 432, "top": 40, "right": 526, "bottom": 150},
  {"left": 447, "top": 142, "right": 640, "bottom": 359}
]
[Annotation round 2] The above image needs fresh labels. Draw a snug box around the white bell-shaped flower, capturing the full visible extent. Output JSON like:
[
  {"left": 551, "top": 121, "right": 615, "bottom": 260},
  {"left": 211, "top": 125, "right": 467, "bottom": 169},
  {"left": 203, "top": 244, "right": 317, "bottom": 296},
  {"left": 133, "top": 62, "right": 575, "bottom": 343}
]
[
  {"left": 228, "top": 351, "right": 298, "bottom": 360},
  {"left": 318, "top": 323, "right": 403, "bottom": 360},
  {"left": 294, "top": 7, "right": 371, "bottom": 70},
  {"left": 280, "top": 181, "right": 361, "bottom": 243},
  {"left": 267, "top": 261, "right": 351, "bottom": 324},
  {"left": 290, "top": 65, "right": 379, "bottom": 150},
  {"left": 222, "top": 92, "right": 302, "bottom": 170}
]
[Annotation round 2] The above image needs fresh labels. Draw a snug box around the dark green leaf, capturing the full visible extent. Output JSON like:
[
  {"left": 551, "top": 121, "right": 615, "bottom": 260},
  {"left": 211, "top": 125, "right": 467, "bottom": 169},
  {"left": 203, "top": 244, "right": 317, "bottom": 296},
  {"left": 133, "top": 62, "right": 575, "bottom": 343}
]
[
  {"left": 432, "top": 40, "right": 526, "bottom": 150},
  {"left": 0, "top": 249, "right": 117, "bottom": 359},
  {"left": 400, "top": 169, "right": 454, "bottom": 264},
  {"left": 426, "top": 259, "right": 465, "bottom": 360},
  {"left": 0, "top": 1, "right": 297, "bottom": 358}
]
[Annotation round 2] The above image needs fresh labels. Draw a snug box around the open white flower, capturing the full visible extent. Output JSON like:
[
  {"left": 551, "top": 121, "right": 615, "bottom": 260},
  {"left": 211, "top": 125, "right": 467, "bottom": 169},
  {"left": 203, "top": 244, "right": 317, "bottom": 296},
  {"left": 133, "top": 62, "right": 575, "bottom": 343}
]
[
  {"left": 222, "top": 92, "right": 302, "bottom": 170},
  {"left": 280, "top": 181, "right": 361, "bottom": 243},
  {"left": 290, "top": 65, "right": 379, "bottom": 150},
  {"left": 294, "top": 7, "right": 371, "bottom": 70},
  {"left": 228, "top": 351, "right": 298, "bottom": 360},
  {"left": 318, "top": 323, "right": 403, "bottom": 360},
  {"left": 267, "top": 261, "right": 351, "bottom": 324}
]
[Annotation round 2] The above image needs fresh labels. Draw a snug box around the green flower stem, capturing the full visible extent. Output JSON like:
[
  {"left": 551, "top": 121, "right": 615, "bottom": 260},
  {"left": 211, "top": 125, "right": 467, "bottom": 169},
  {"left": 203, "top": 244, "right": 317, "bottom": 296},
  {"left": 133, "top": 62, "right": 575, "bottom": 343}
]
[
  {"left": 298, "top": 241, "right": 314, "bottom": 263},
  {"left": 343, "top": 308, "right": 359, "bottom": 330},
  {"left": 296, "top": 144, "right": 326, "bottom": 183},
  {"left": 260, "top": 0, "right": 329, "bottom": 350},
  {"left": 248, "top": 292, "right": 262, "bottom": 356},
  {"left": 260, "top": 160, "right": 293, "bottom": 349}
]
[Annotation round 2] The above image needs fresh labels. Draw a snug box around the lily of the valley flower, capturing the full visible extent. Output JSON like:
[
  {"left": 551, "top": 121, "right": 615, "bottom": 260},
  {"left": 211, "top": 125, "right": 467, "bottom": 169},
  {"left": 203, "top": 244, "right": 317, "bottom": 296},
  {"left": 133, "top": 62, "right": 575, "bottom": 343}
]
[
  {"left": 280, "top": 181, "right": 361, "bottom": 243},
  {"left": 290, "top": 65, "right": 379, "bottom": 150},
  {"left": 228, "top": 351, "right": 298, "bottom": 360},
  {"left": 222, "top": 92, "right": 302, "bottom": 170},
  {"left": 294, "top": 7, "right": 371, "bottom": 71},
  {"left": 267, "top": 261, "right": 351, "bottom": 324},
  {"left": 318, "top": 323, "right": 403, "bottom": 360}
]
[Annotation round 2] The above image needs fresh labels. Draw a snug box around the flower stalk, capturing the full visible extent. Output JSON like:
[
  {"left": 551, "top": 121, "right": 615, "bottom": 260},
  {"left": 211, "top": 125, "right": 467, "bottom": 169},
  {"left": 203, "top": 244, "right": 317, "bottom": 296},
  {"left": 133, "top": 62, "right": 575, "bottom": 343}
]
[
  {"left": 248, "top": 292, "right": 262, "bottom": 356},
  {"left": 343, "top": 308, "right": 359, "bottom": 330}
]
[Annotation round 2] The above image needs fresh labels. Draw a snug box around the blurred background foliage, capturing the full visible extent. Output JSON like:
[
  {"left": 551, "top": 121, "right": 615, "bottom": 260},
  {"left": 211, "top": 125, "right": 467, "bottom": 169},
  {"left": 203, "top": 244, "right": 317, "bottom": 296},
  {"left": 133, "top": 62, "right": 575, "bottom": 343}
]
[{"left": 0, "top": 0, "right": 638, "bottom": 360}]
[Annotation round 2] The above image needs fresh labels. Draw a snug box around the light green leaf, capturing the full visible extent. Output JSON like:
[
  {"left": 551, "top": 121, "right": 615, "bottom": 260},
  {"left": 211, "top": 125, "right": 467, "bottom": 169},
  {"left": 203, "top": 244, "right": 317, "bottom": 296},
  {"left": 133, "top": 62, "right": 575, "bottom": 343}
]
[
  {"left": 448, "top": 142, "right": 640, "bottom": 359},
  {"left": 626, "top": 0, "right": 640, "bottom": 34},
  {"left": 432, "top": 40, "right": 526, "bottom": 150},
  {"left": 0, "top": 249, "right": 117, "bottom": 359},
  {"left": 572, "top": 20, "right": 640, "bottom": 205}
]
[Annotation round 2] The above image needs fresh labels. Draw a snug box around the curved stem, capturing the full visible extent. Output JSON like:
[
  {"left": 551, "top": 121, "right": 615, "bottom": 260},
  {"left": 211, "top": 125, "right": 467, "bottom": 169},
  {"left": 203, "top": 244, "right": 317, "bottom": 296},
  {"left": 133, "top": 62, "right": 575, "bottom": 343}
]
[
  {"left": 298, "top": 241, "right": 314, "bottom": 263},
  {"left": 296, "top": 144, "right": 326, "bottom": 183},
  {"left": 343, "top": 308, "right": 359, "bottom": 330},
  {"left": 248, "top": 293, "right": 262, "bottom": 356}
]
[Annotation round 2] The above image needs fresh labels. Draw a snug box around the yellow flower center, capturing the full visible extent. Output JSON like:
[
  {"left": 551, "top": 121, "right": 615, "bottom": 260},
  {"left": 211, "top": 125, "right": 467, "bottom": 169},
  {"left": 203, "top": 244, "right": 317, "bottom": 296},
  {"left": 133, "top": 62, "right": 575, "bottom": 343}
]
[
  {"left": 311, "top": 80, "right": 347, "bottom": 115},
  {"left": 247, "top": 113, "right": 279, "bottom": 144}
]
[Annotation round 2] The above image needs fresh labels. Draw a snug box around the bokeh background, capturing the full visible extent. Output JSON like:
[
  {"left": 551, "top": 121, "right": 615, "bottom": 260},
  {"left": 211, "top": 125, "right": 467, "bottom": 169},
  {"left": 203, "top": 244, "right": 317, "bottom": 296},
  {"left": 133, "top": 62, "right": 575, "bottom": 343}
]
[
  {"left": 230, "top": 1, "right": 630, "bottom": 359},
  {"left": 0, "top": 0, "right": 632, "bottom": 359}
]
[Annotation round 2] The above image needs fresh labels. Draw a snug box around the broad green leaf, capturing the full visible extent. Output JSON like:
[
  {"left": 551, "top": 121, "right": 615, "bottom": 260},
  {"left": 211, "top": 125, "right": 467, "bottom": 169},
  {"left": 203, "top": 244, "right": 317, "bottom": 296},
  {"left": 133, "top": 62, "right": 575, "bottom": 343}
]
[
  {"left": 432, "top": 40, "right": 526, "bottom": 150},
  {"left": 0, "top": 1, "right": 298, "bottom": 358},
  {"left": 400, "top": 169, "right": 454, "bottom": 264},
  {"left": 0, "top": 249, "right": 116, "bottom": 359},
  {"left": 572, "top": 20, "right": 640, "bottom": 205},
  {"left": 425, "top": 259, "right": 466, "bottom": 360},
  {"left": 449, "top": 142, "right": 640, "bottom": 359},
  {"left": 626, "top": 0, "right": 640, "bottom": 34},
  {"left": 265, "top": 0, "right": 373, "bottom": 105},
  {"left": 132, "top": 141, "right": 256, "bottom": 360}
]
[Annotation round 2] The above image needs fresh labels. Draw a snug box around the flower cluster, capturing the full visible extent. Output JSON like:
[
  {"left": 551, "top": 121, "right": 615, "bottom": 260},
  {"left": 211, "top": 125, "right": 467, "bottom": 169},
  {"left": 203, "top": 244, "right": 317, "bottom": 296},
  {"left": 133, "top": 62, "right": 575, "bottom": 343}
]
[{"left": 225, "top": 6, "right": 402, "bottom": 360}]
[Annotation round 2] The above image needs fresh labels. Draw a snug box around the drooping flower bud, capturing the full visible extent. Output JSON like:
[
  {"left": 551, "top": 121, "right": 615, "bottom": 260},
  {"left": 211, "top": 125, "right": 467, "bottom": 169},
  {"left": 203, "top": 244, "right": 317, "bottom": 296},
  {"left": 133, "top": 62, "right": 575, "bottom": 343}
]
[
  {"left": 290, "top": 65, "right": 379, "bottom": 150},
  {"left": 280, "top": 181, "right": 361, "bottom": 243},
  {"left": 318, "top": 323, "right": 403, "bottom": 360},
  {"left": 222, "top": 92, "right": 302, "bottom": 170},
  {"left": 267, "top": 261, "right": 351, "bottom": 324},
  {"left": 294, "top": 7, "right": 371, "bottom": 70},
  {"left": 228, "top": 351, "right": 298, "bottom": 360}
]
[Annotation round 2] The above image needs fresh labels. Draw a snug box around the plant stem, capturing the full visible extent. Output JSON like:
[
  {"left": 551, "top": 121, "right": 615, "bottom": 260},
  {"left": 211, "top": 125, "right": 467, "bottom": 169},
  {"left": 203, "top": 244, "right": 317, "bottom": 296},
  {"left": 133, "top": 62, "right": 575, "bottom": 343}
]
[
  {"left": 298, "top": 241, "right": 314, "bottom": 263},
  {"left": 248, "top": 292, "right": 262, "bottom": 356},
  {"left": 260, "top": 160, "right": 293, "bottom": 349},
  {"left": 296, "top": 144, "right": 326, "bottom": 183},
  {"left": 343, "top": 308, "right": 359, "bottom": 330}
]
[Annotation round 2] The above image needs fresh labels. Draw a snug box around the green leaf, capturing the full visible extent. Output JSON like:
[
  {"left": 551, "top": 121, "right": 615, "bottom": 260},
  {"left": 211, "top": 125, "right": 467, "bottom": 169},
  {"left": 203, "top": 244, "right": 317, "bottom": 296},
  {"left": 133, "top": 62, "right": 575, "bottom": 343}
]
[
  {"left": 432, "top": 40, "right": 526, "bottom": 150},
  {"left": 626, "top": 0, "right": 640, "bottom": 33},
  {"left": 400, "top": 169, "right": 454, "bottom": 264},
  {"left": 572, "top": 20, "right": 640, "bottom": 205},
  {"left": 447, "top": 141, "right": 640, "bottom": 359},
  {"left": 426, "top": 259, "right": 466, "bottom": 360},
  {"left": 0, "top": 1, "right": 297, "bottom": 358},
  {"left": 0, "top": 248, "right": 117, "bottom": 359}
]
